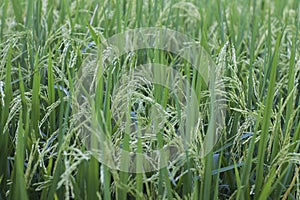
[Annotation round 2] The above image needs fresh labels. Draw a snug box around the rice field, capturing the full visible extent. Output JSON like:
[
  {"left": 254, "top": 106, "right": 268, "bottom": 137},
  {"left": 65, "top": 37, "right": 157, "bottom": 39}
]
[{"left": 0, "top": 0, "right": 299, "bottom": 199}]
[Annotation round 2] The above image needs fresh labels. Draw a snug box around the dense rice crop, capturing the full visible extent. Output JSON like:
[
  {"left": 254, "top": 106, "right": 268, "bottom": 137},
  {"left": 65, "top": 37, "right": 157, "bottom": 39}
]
[{"left": 0, "top": 0, "right": 299, "bottom": 199}]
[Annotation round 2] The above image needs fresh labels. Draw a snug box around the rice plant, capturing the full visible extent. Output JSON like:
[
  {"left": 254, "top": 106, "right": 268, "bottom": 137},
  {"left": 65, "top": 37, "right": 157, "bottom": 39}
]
[{"left": 0, "top": 0, "right": 299, "bottom": 199}]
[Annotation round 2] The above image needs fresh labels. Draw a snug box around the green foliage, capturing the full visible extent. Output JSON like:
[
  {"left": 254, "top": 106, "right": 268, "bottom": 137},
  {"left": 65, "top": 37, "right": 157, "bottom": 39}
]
[{"left": 0, "top": 0, "right": 299, "bottom": 199}]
